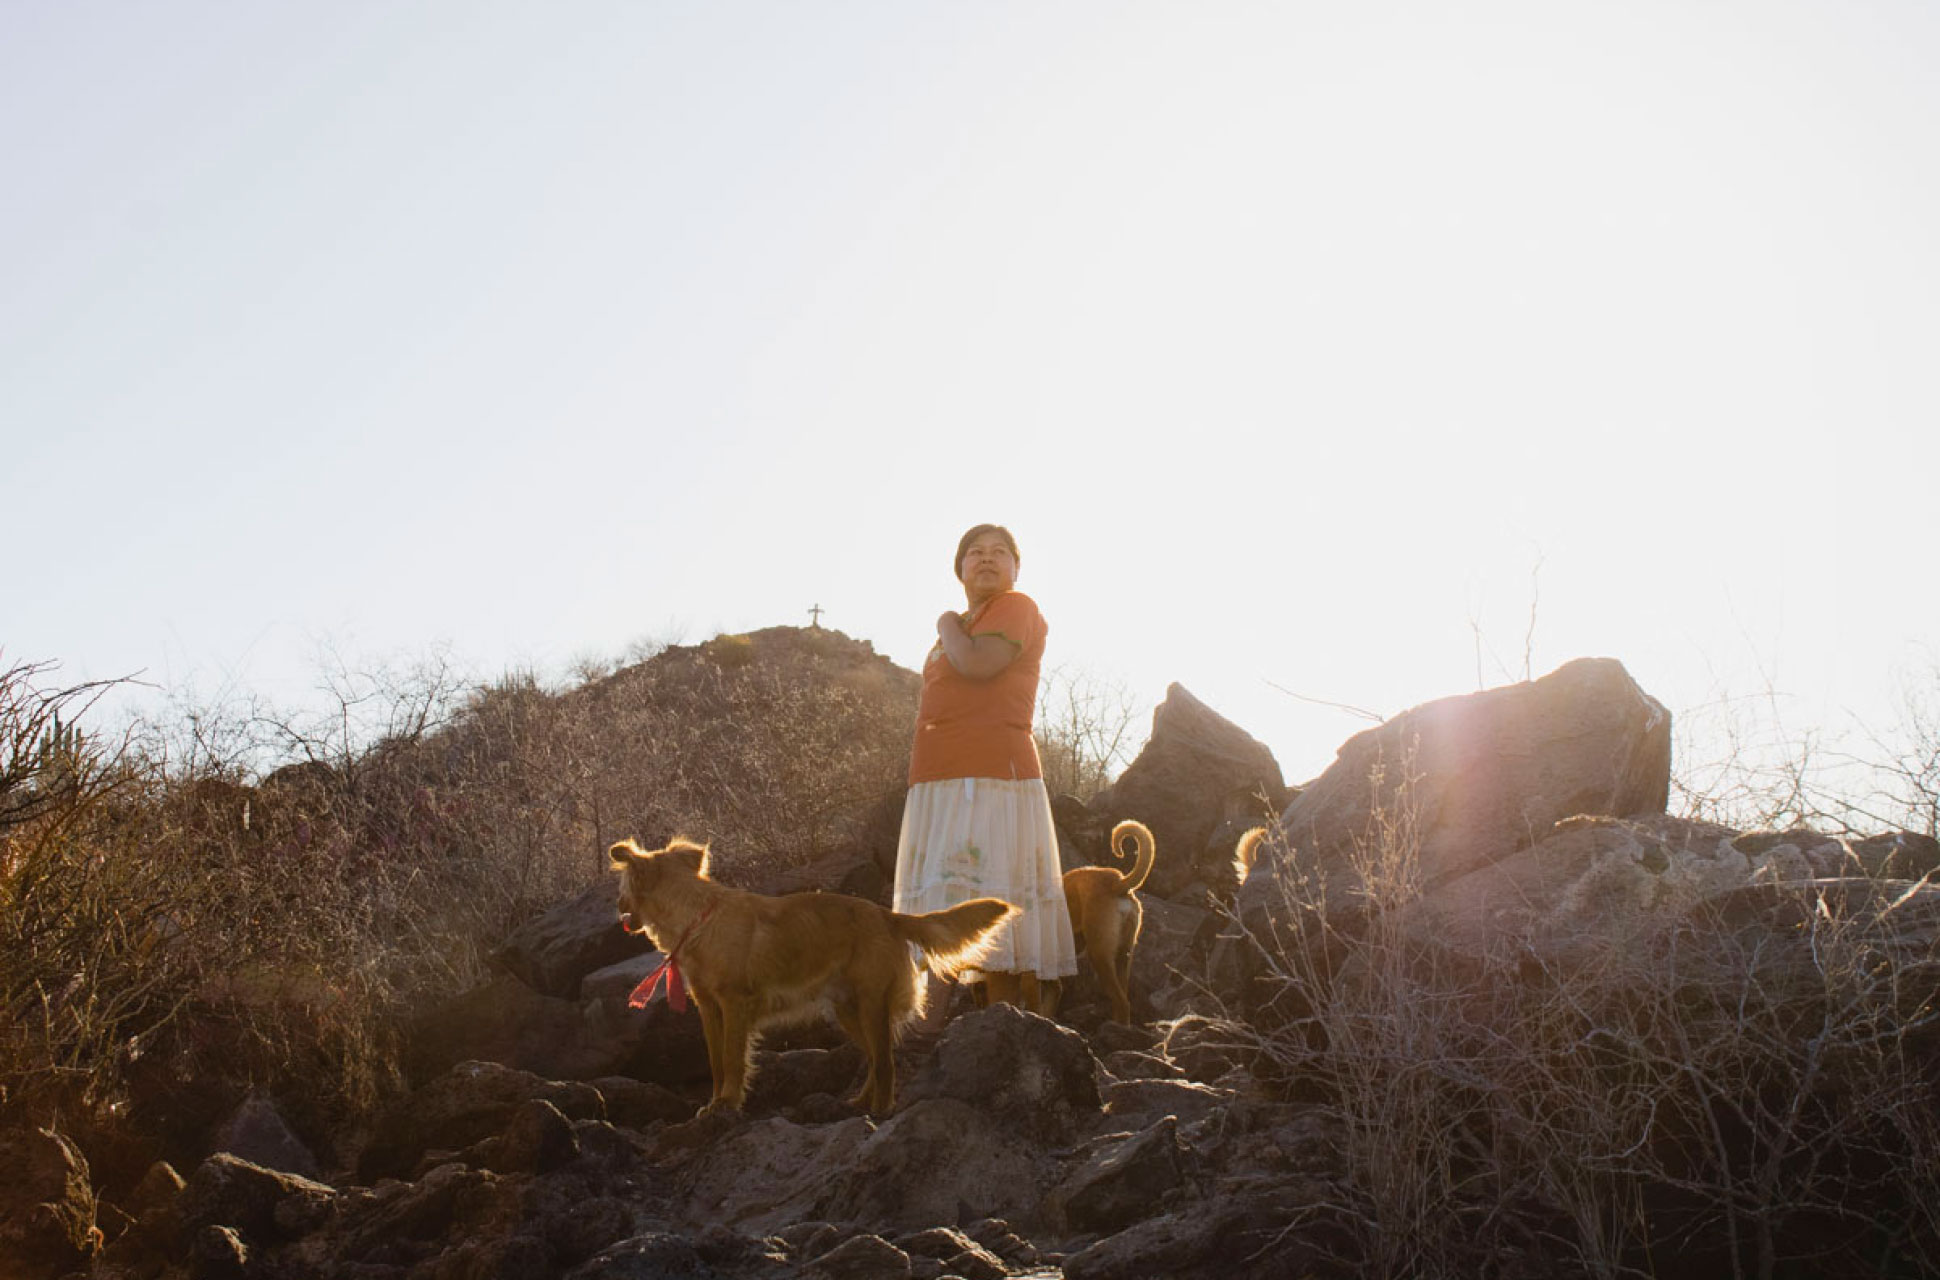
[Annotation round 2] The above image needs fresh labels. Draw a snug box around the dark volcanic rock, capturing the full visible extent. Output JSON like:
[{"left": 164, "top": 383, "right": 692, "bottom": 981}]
[
  {"left": 1244, "top": 657, "right": 1670, "bottom": 927},
  {"left": 1092, "top": 684, "right": 1287, "bottom": 900},
  {"left": 404, "top": 973, "right": 628, "bottom": 1085},
  {"left": 899, "top": 1003, "right": 1100, "bottom": 1135},
  {"left": 1054, "top": 1116, "right": 1192, "bottom": 1235},
  {"left": 359, "top": 1059, "right": 604, "bottom": 1181},
  {"left": 178, "top": 1153, "right": 335, "bottom": 1250},
  {"left": 1061, "top": 1190, "right": 1311, "bottom": 1280},
  {"left": 816, "top": 1100, "right": 1051, "bottom": 1234},
  {"left": 491, "top": 880, "right": 654, "bottom": 999},
  {"left": 209, "top": 1093, "right": 323, "bottom": 1181},
  {"left": 807, "top": 1232, "right": 911, "bottom": 1278},
  {"left": 0, "top": 1125, "right": 101, "bottom": 1279}
]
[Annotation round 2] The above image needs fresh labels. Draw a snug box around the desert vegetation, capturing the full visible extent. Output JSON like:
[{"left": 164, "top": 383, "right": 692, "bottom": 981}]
[
  {"left": 0, "top": 630, "right": 923, "bottom": 1168},
  {"left": 4, "top": 634, "right": 1939, "bottom": 1278},
  {"left": 1212, "top": 753, "right": 1940, "bottom": 1278}
]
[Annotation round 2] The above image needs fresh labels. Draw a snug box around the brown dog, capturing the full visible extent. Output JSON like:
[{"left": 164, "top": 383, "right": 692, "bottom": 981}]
[
  {"left": 609, "top": 836, "right": 1015, "bottom": 1116},
  {"left": 1232, "top": 825, "right": 1270, "bottom": 886},
  {"left": 1060, "top": 819, "right": 1157, "bottom": 1025}
]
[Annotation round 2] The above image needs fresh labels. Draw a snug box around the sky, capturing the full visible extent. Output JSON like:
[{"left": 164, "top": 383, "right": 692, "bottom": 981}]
[{"left": 5, "top": 1, "right": 1937, "bottom": 791}]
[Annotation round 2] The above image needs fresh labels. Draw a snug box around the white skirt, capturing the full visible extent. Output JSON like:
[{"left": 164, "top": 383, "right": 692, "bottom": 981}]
[{"left": 892, "top": 777, "right": 1078, "bottom": 981}]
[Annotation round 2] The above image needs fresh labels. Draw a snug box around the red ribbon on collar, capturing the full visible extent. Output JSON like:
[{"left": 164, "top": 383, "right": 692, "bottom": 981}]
[{"left": 627, "top": 905, "right": 716, "bottom": 1014}]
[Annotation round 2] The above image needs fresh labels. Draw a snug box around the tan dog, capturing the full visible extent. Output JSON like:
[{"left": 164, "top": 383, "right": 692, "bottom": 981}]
[
  {"left": 1232, "top": 825, "right": 1270, "bottom": 886},
  {"left": 609, "top": 837, "right": 1015, "bottom": 1116},
  {"left": 1059, "top": 819, "right": 1157, "bottom": 1025}
]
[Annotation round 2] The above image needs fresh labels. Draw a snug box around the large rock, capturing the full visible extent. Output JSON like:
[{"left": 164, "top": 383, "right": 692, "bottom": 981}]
[
  {"left": 1248, "top": 657, "right": 1670, "bottom": 924},
  {"left": 491, "top": 881, "right": 653, "bottom": 999},
  {"left": 813, "top": 1100, "right": 1055, "bottom": 1234},
  {"left": 210, "top": 1094, "right": 323, "bottom": 1182},
  {"left": 0, "top": 1126, "right": 100, "bottom": 1280},
  {"left": 675, "top": 1114, "right": 877, "bottom": 1233},
  {"left": 178, "top": 1154, "right": 335, "bottom": 1252},
  {"left": 1669, "top": 875, "right": 1940, "bottom": 1034},
  {"left": 402, "top": 971, "right": 706, "bottom": 1088},
  {"left": 1060, "top": 1190, "right": 1312, "bottom": 1280},
  {"left": 899, "top": 1003, "right": 1100, "bottom": 1136},
  {"left": 1091, "top": 685, "right": 1287, "bottom": 901},
  {"left": 1384, "top": 814, "right": 1748, "bottom": 964},
  {"left": 358, "top": 1060, "right": 605, "bottom": 1181},
  {"left": 1051, "top": 1116, "right": 1192, "bottom": 1235}
]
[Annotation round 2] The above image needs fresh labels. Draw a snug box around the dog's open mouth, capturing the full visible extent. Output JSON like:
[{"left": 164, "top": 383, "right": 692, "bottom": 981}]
[{"left": 619, "top": 913, "right": 644, "bottom": 935}]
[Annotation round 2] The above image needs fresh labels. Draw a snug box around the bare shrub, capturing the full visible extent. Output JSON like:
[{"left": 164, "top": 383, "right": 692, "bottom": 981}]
[
  {"left": 1224, "top": 745, "right": 1940, "bottom": 1279},
  {"left": 1035, "top": 663, "right": 1140, "bottom": 802},
  {"left": 1673, "top": 663, "right": 1940, "bottom": 842},
  {"left": 0, "top": 661, "right": 191, "bottom": 1121}
]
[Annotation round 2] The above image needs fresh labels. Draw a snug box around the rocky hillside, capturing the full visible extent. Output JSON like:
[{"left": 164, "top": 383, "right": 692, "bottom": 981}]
[{"left": 8, "top": 650, "right": 1940, "bottom": 1278}]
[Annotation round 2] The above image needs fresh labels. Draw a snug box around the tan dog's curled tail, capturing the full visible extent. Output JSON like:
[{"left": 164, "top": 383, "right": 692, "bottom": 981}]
[
  {"left": 893, "top": 898, "right": 1018, "bottom": 975},
  {"left": 1110, "top": 820, "right": 1157, "bottom": 893},
  {"left": 1232, "top": 825, "right": 1271, "bottom": 885}
]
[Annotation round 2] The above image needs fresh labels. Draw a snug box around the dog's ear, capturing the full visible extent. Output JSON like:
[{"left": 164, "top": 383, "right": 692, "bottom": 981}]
[
  {"left": 608, "top": 838, "right": 646, "bottom": 871},
  {"left": 665, "top": 837, "right": 710, "bottom": 879}
]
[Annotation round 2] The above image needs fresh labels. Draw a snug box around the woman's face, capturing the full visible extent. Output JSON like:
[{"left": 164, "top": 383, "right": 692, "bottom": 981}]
[{"left": 960, "top": 533, "right": 1018, "bottom": 603}]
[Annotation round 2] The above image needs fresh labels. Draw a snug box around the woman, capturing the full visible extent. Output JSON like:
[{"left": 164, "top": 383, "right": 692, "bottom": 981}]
[{"left": 892, "top": 523, "right": 1078, "bottom": 1021}]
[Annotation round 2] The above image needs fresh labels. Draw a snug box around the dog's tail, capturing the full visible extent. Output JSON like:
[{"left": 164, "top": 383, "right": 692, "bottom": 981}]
[
  {"left": 1232, "top": 825, "right": 1271, "bottom": 886},
  {"left": 1111, "top": 820, "right": 1157, "bottom": 893},
  {"left": 892, "top": 898, "right": 1019, "bottom": 974}
]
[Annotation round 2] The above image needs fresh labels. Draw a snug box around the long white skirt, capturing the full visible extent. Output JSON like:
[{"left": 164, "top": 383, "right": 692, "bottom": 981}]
[{"left": 892, "top": 777, "right": 1078, "bottom": 981}]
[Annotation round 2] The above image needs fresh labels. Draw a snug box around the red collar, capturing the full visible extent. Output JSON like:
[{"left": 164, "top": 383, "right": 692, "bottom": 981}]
[{"left": 626, "top": 904, "right": 716, "bottom": 1014}]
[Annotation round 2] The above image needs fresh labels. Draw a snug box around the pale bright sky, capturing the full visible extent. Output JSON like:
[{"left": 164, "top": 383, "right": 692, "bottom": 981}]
[{"left": 5, "top": 1, "right": 1937, "bottom": 788}]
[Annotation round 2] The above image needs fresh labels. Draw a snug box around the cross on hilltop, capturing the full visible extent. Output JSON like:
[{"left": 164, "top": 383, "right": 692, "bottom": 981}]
[{"left": 808, "top": 604, "right": 825, "bottom": 629}]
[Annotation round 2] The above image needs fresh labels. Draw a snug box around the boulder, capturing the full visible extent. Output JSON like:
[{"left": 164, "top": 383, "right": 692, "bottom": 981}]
[
  {"left": 321, "top": 1161, "right": 525, "bottom": 1269},
  {"left": 1669, "top": 876, "right": 1940, "bottom": 1033},
  {"left": 675, "top": 1114, "right": 877, "bottom": 1233},
  {"left": 491, "top": 881, "right": 653, "bottom": 999},
  {"left": 178, "top": 1153, "right": 334, "bottom": 1251},
  {"left": 1383, "top": 814, "right": 1744, "bottom": 965},
  {"left": 358, "top": 1060, "right": 604, "bottom": 1181},
  {"left": 1052, "top": 1116, "right": 1192, "bottom": 1235},
  {"left": 453, "top": 1098, "right": 582, "bottom": 1176},
  {"left": 1132, "top": 896, "right": 1220, "bottom": 1022},
  {"left": 1245, "top": 657, "right": 1670, "bottom": 926},
  {"left": 1091, "top": 685, "right": 1287, "bottom": 901},
  {"left": 0, "top": 1126, "right": 101, "bottom": 1280},
  {"left": 590, "top": 1076, "right": 701, "bottom": 1131},
  {"left": 1361, "top": 815, "right": 1940, "bottom": 976},
  {"left": 1059, "top": 1190, "right": 1312, "bottom": 1280},
  {"left": 899, "top": 1003, "right": 1101, "bottom": 1136},
  {"left": 744, "top": 1044, "right": 866, "bottom": 1114},
  {"left": 402, "top": 972, "right": 697, "bottom": 1087},
  {"left": 565, "top": 1232, "right": 715, "bottom": 1279},
  {"left": 188, "top": 1223, "right": 250, "bottom": 1280},
  {"left": 893, "top": 1226, "right": 1006, "bottom": 1279},
  {"left": 807, "top": 1232, "right": 911, "bottom": 1279},
  {"left": 1101, "top": 1078, "right": 1232, "bottom": 1129},
  {"left": 210, "top": 1093, "right": 323, "bottom": 1181},
  {"left": 1846, "top": 829, "right": 1940, "bottom": 880},
  {"left": 813, "top": 1099, "right": 1054, "bottom": 1235}
]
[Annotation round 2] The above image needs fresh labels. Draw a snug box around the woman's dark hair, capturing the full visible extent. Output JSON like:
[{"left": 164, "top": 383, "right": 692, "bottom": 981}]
[{"left": 954, "top": 524, "right": 1020, "bottom": 581}]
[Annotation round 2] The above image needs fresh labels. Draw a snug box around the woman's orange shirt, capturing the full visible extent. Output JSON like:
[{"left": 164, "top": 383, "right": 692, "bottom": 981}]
[{"left": 908, "top": 590, "right": 1046, "bottom": 785}]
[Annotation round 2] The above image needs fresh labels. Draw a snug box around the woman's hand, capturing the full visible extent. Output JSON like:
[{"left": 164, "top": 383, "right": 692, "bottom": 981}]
[{"left": 937, "top": 610, "right": 1019, "bottom": 680}]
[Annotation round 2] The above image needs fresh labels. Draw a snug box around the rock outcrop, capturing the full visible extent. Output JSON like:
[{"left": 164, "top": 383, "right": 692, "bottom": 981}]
[
  {"left": 1089, "top": 685, "right": 1288, "bottom": 902},
  {"left": 36, "top": 643, "right": 1940, "bottom": 1280},
  {"left": 1244, "top": 656, "right": 1671, "bottom": 925}
]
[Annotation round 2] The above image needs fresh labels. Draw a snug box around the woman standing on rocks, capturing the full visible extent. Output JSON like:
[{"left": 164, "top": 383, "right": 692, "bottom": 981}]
[{"left": 893, "top": 523, "right": 1078, "bottom": 1026}]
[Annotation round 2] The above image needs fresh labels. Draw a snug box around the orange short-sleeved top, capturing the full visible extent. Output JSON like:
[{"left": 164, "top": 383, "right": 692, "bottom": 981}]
[{"left": 908, "top": 590, "right": 1046, "bottom": 785}]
